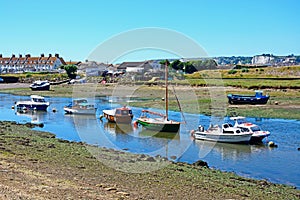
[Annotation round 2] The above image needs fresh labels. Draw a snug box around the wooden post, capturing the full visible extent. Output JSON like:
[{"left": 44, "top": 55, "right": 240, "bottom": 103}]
[{"left": 165, "top": 61, "right": 168, "bottom": 121}]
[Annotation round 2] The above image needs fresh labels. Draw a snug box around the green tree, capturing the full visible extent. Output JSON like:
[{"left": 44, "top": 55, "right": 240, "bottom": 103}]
[
  {"left": 170, "top": 60, "right": 184, "bottom": 70},
  {"left": 184, "top": 62, "right": 197, "bottom": 74},
  {"left": 60, "top": 64, "right": 78, "bottom": 79},
  {"left": 159, "top": 59, "right": 170, "bottom": 66}
]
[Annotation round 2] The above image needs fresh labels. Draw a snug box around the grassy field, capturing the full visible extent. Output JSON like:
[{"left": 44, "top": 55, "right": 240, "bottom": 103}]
[
  {"left": 187, "top": 65, "right": 300, "bottom": 79},
  {"left": 0, "top": 121, "right": 299, "bottom": 199}
]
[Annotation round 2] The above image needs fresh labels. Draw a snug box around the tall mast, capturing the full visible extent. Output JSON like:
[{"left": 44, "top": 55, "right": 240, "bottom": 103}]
[{"left": 165, "top": 61, "right": 168, "bottom": 120}]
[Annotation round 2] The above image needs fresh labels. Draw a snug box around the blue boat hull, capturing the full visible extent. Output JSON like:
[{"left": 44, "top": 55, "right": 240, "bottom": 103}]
[
  {"left": 227, "top": 95, "right": 269, "bottom": 104},
  {"left": 16, "top": 103, "right": 49, "bottom": 111}
]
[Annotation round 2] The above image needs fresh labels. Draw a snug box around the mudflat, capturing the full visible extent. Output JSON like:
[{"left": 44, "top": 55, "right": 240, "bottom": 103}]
[{"left": 0, "top": 83, "right": 30, "bottom": 89}]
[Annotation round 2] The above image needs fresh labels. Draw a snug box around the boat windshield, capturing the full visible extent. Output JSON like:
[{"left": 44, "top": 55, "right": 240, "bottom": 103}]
[
  {"left": 240, "top": 127, "right": 250, "bottom": 132},
  {"left": 121, "top": 110, "right": 129, "bottom": 115},
  {"left": 250, "top": 126, "right": 261, "bottom": 132},
  {"left": 73, "top": 99, "right": 88, "bottom": 105},
  {"left": 116, "top": 109, "right": 131, "bottom": 115},
  {"left": 32, "top": 98, "right": 45, "bottom": 102},
  {"left": 237, "top": 118, "right": 247, "bottom": 124}
]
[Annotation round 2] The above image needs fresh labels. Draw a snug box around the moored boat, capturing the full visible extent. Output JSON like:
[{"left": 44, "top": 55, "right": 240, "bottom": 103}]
[
  {"left": 30, "top": 80, "right": 50, "bottom": 91},
  {"left": 137, "top": 110, "right": 180, "bottom": 132},
  {"left": 102, "top": 106, "right": 133, "bottom": 124},
  {"left": 136, "top": 60, "right": 181, "bottom": 133},
  {"left": 229, "top": 116, "right": 270, "bottom": 143},
  {"left": 15, "top": 95, "right": 50, "bottom": 111},
  {"left": 227, "top": 90, "right": 269, "bottom": 104},
  {"left": 64, "top": 99, "right": 96, "bottom": 115},
  {"left": 192, "top": 123, "right": 253, "bottom": 143}
]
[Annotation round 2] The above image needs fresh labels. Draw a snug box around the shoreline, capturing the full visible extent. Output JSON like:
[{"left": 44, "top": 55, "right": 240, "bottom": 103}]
[{"left": 0, "top": 121, "right": 299, "bottom": 199}]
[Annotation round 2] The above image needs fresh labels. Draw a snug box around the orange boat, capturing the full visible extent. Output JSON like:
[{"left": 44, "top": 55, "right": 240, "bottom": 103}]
[{"left": 102, "top": 106, "right": 133, "bottom": 124}]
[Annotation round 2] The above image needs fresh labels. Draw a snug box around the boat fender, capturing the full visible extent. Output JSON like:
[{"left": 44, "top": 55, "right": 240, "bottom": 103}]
[
  {"left": 52, "top": 108, "right": 57, "bottom": 113},
  {"left": 133, "top": 121, "right": 138, "bottom": 128},
  {"left": 190, "top": 129, "right": 195, "bottom": 136},
  {"left": 11, "top": 106, "right": 15, "bottom": 109},
  {"left": 268, "top": 141, "right": 278, "bottom": 148},
  {"left": 190, "top": 130, "right": 196, "bottom": 140}
]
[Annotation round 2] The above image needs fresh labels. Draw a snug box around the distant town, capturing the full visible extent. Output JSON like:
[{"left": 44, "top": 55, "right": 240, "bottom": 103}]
[{"left": 0, "top": 53, "right": 299, "bottom": 80}]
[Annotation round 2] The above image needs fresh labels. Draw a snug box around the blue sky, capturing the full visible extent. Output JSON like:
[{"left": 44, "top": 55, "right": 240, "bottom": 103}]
[{"left": 0, "top": 0, "right": 299, "bottom": 62}]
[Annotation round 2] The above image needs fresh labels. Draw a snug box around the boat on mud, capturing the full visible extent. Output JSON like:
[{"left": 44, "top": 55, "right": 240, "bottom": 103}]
[
  {"left": 30, "top": 80, "right": 50, "bottom": 91},
  {"left": 192, "top": 123, "right": 253, "bottom": 143},
  {"left": 227, "top": 90, "right": 269, "bottom": 104},
  {"left": 15, "top": 95, "right": 50, "bottom": 111},
  {"left": 64, "top": 99, "right": 96, "bottom": 115},
  {"left": 102, "top": 106, "right": 133, "bottom": 124}
]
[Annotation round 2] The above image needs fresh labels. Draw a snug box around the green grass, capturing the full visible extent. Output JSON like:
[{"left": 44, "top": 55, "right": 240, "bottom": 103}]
[{"left": 186, "top": 65, "right": 300, "bottom": 79}]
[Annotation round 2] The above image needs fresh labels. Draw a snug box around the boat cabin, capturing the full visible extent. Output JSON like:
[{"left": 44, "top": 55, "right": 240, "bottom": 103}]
[
  {"left": 115, "top": 107, "right": 133, "bottom": 116},
  {"left": 255, "top": 90, "right": 265, "bottom": 97},
  {"left": 30, "top": 95, "right": 46, "bottom": 103},
  {"left": 73, "top": 99, "right": 88, "bottom": 105}
]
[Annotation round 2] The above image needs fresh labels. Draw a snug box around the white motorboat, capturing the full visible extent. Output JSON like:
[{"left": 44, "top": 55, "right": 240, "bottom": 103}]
[
  {"left": 15, "top": 95, "right": 50, "bottom": 111},
  {"left": 30, "top": 80, "right": 50, "bottom": 91},
  {"left": 229, "top": 116, "right": 270, "bottom": 143},
  {"left": 192, "top": 123, "right": 253, "bottom": 143},
  {"left": 64, "top": 99, "right": 96, "bottom": 115}
]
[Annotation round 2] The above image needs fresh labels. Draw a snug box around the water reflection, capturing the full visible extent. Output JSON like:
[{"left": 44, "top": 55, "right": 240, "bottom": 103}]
[
  {"left": 15, "top": 110, "right": 48, "bottom": 124},
  {"left": 194, "top": 140, "right": 267, "bottom": 161},
  {"left": 138, "top": 129, "right": 180, "bottom": 140},
  {"left": 103, "top": 122, "right": 134, "bottom": 135}
]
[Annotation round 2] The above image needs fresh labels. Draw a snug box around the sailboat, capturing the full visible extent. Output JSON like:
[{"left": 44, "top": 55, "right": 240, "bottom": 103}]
[{"left": 136, "top": 61, "right": 181, "bottom": 132}]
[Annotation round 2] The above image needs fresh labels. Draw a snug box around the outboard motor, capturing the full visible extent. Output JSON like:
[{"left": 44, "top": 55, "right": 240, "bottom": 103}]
[{"left": 198, "top": 125, "right": 204, "bottom": 132}]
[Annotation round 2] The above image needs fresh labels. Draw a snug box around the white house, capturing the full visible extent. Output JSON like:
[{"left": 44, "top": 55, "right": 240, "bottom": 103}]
[{"left": 0, "top": 53, "right": 66, "bottom": 73}]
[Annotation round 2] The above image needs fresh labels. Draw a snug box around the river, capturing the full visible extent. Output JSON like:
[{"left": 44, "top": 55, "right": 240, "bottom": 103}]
[{"left": 0, "top": 93, "right": 299, "bottom": 188}]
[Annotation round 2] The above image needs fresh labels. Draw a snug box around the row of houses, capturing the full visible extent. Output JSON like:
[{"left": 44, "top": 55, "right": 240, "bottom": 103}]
[
  {"left": 0, "top": 53, "right": 165, "bottom": 76},
  {"left": 0, "top": 54, "right": 66, "bottom": 73}
]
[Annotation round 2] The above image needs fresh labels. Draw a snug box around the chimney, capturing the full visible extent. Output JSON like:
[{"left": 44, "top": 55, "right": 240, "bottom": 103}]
[
  {"left": 0, "top": 54, "right": 2, "bottom": 58},
  {"left": 12, "top": 54, "right": 15, "bottom": 58},
  {"left": 41, "top": 53, "right": 44, "bottom": 57},
  {"left": 49, "top": 54, "right": 52, "bottom": 57},
  {"left": 25, "top": 54, "right": 31, "bottom": 58},
  {"left": 19, "top": 54, "right": 22, "bottom": 58},
  {"left": 55, "top": 53, "right": 59, "bottom": 58}
]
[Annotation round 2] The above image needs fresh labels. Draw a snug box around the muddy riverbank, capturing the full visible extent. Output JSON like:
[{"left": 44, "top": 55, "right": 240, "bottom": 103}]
[{"left": 0, "top": 121, "right": 299, "bottom": 199}]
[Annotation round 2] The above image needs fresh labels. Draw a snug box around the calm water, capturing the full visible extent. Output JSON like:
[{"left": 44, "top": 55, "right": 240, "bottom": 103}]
[{"left": 0, "top": 93, "right": 299, "bottom": 188}]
